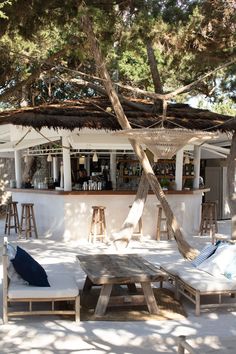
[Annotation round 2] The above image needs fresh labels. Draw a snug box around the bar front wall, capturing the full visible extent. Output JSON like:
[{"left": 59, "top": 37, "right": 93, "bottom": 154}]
[{"left": 9, "top": 189, "right": 207, "bottom": 241}]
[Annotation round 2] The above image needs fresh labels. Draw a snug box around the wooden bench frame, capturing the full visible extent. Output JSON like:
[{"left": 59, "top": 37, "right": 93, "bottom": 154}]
[
  {"left": 160, "top": 266, "right": 236, "bottom": 316},
  {"left": 177, "top": 335, "right": 197, "bottom": 354},
  {"left": 2, "top": 238, "right": 80, "bottom": 323}
]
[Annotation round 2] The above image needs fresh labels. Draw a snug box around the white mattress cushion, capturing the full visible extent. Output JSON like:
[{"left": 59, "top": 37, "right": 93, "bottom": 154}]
[
  {"left": 161, "top": 262, "right": 236, "bottom": 292},
  {"left": 197, "top": 244, "right": 236, "bottom": 277},
  {"left": 8, "top": 273, "right": 79, "bottom": 299}
]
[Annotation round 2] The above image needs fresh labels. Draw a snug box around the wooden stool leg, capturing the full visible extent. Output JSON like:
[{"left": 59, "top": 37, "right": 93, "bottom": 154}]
[
  {"left": 25, "top": 206, "right": 30, "bottom": 238},
  {"left": 200, "top": 202, "right": 218, "bottom": 237},
  {"left": 19, "top": 204, "right": 38, "bottom": 239},
  {"left": 20, "top": 204, "right": 25, "bottom": 238},
  {"left": 89, "top": 207, "right": 107, "bottom": 243},
  {"left": 4, "top": 202, "right": 20, "bottom": 235},
  {"left": 93, "top": 209, "right": 98, "bottom": 243},
  {"left": 30, "top": 205, "right": 38, "bottom": 238},
  {"left": 156, "top": 207, "right": 162, "bottom": 241},
  {"left": 4, "top": 208, "right": 9, "bottom": 235},
  {"left": 102, "top": 209, "right": 107, "bottom": 241}
]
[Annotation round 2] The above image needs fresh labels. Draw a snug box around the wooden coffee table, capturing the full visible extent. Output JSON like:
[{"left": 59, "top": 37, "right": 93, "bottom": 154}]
[{"left": 77, "top": 254, "right": 165, "bottom": 317}]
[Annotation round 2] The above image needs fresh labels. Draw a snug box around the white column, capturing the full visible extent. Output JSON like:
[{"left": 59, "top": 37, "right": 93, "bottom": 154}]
[
  {"left": 175, "top": 148, "right": 183, "bottom": 190},
  {"left": 14, "top": 150, "right": 22, "bottom": 188},
  {"left": 52, "top": 156, "right": 59, "bottom": 183},
  {"left": 193, "top": 145, "right": 201, "bottom": 189},
  {"left": 110, "top": 151, "right": 116, "bottom": 190},
  {"left": 62, "top": 136, "right": 72, "bottom": 191}
]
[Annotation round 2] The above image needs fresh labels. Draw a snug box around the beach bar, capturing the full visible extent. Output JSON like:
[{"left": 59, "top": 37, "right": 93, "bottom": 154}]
[{"left": 1, "top": 97, "right": 233, "bottom": 241}]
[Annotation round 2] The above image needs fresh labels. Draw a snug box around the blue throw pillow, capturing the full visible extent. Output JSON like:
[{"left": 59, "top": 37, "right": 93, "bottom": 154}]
[
  {"left": 191, "top": 244, "right": 218, "bottom": 267},
  {"left": 11, "top": 246, "right": 50, "bottom": 287}
]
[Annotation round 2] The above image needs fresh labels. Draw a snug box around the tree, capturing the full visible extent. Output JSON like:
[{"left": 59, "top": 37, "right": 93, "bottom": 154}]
[{"left": 0, "top": 1, "right": 235, "bottom": 106}]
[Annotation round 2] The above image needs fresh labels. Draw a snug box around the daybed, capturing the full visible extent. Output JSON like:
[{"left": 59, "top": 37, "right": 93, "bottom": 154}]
[
  {"left": 2, "top": 238, "right": 80, "bottom": 323},
  {"left": 160, "top": 243, "right": 236, "bottom": 316}
]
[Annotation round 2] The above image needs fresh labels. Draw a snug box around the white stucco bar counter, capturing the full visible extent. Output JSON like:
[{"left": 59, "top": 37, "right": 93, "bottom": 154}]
[{"left": 8, "top": 188, "right": 209, "bottom": 242}]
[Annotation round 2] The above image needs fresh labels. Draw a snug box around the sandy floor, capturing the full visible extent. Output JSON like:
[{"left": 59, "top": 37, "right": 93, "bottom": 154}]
[{"left": 0, "top": 217, "right": 235, "bottom": 354}]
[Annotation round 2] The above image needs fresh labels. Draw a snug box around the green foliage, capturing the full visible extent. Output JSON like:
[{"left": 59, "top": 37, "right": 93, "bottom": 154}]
[
  {"left": 118, "top": 48, "right": 151, "bottom": 89},
  {"left": 0, "top": 1, "right": 13, "bottom": 19},
  {"left": 197, "top": 97, "right": 236, "bottom": 116},
  {"left": 212, "top": 99, "right": 236, "bottom": 116},
  {"left": 0, "top": 0, "right": 235, "bottom": 107}
]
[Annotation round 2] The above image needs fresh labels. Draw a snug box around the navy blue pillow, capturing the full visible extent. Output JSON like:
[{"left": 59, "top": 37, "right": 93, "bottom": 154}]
[{"left": 11, "top": 246, "right": 50, "bottom": 287}]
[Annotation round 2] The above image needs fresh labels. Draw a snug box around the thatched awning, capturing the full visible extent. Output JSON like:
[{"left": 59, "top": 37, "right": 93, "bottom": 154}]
[{"left": 0, "top": 96, "right": 235, "bottom": 132}]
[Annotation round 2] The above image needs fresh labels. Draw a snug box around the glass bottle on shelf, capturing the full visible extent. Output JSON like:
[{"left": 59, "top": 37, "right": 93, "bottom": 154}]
[
  {"left": 185, "top": 164, "right": 189, "bottom": 176},
  {"left": 190, "top": 163, "right": 194, "bottom": 176}
]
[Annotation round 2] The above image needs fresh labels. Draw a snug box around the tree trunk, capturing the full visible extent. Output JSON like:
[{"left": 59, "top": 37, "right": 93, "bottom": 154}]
[
  {"left": 146, "top": 38, "right": 163, "bottom": 94},
  {"left": 81, "top": 11, "right": 198, "bottom": 259},
  {"left": 227, "top": 131, "right": 236, "bottom": 239},
  {"left": 22, "top": 156, "right": 37, "bottom": 185}
]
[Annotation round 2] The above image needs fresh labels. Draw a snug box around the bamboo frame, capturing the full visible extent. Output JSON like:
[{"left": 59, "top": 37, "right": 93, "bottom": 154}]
[
  {"left": 2, "top": 238, "right": 80, "bottom": 323},
  {"left": 178, "top": 335, "right": 197, "bottom": 354},
  {"left": 160, "top": 266, "right": 236, "bottom": 316}
]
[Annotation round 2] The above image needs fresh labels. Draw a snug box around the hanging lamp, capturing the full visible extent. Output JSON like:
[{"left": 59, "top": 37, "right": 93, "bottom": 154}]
[
  {"left": 92, "top": 151, "right": 98, "bottom": 162},
  {"left": 47, "top": 153, "right": 53, "bottom": 162}
]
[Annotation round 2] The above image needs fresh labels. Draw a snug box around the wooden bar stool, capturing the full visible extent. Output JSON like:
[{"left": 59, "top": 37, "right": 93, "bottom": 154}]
[
  {"left": 199, "top": 201, "right": 218, "bottom": 236},
  {"left": 4, "top": 201, "right": 20, "bottom": 235},
  {"left": 88, "top": 206, "right": 107, "bottom": 243},
  {"left": 129, "top": 205, "right": 143, "bottom": 239},
  {"left": 20, "top": 203, "right": 38, "bottom": 239},
  {"left": 156, "top": 205, "right": 172, "bottom": 241}
]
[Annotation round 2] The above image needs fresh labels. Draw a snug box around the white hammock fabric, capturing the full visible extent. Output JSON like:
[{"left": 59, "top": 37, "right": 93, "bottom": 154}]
[{"left": 114, "top": 128, "right": 218, "bottom": 158}]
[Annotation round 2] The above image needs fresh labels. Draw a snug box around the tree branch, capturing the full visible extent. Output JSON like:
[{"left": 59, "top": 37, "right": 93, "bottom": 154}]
[
  {"left": 116, "top": 57, "right": 236, "bottom": 100},
  {"left": 0, "top": 44, "right": 77, "bottom": 102}
]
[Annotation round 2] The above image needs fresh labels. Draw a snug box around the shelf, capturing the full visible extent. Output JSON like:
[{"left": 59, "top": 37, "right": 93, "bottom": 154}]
[
  {"left": 118, "top": 175, "right": 140, "bottom": 179},
  {"left": 118, "top": 175, "right": 195, "bottom": 180},
  {"left": 117, "top": 160, "right": 139, "bottom": 163}
]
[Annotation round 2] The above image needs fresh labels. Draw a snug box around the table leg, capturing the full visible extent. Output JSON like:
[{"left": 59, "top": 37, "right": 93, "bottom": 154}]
[
  {"left": 83, "top": 276, "right": 94, "bottom": 293},
  {"left": 94, "top": 284, "right": 113, "bottom": 317},
  {"left": 141, "top": 282, "right": 160, "bottom": 315},
  {"left": 127, "top": 283, "right": 137, "bottom": 293}
]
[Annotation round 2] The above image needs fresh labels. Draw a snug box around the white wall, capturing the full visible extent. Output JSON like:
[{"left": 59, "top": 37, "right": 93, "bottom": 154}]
[{"left": 11, "top": 191, "right": 203, "bottom": 242}]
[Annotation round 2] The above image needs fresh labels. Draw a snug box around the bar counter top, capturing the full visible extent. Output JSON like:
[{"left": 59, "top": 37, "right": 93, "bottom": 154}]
[{"left": 7, "top": 188, "right": 210, "bottom": 195}]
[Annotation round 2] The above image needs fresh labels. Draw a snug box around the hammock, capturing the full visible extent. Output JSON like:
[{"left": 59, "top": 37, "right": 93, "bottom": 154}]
[{"left": 114, "top": 128, "right": 218, "bottom": 158}]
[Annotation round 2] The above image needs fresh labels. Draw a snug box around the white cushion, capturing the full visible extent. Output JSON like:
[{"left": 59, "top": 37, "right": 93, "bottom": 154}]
[
  {"left": 197, "top": 244, "right": 236, "bottom": 277},
  {"left": 7, "top": 243, "right": 26, "bottom": 285},
  {"left": 8, "top": 273, "right": 79, "bottom": 299},
  {"left": 177, "top": 267, "right": 236, "bottom": 292},
  {"left": 224, "top": 256, "right": 236, "bottom": 279},
  {"left": 161, "top": 261, "right": 236, "bottom": 292},
  {"left": 7, "top": 243, "right": 17, "bottom": 261}
]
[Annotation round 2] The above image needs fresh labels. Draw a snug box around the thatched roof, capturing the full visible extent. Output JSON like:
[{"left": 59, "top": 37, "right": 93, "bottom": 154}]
[{"left": 0, "top": 96, "right": 235, "bottom": 132}]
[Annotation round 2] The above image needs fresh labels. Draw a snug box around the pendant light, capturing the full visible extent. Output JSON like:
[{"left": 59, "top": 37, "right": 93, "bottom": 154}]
[
  {"left": 92, "top": 151, "right": 98, "bottom": 162},
  {"left": 79, "top": 155, "right": 85, "bottom": 165},
  {"left": 47, "top": 153, "right": 53, "bottom": 162}
]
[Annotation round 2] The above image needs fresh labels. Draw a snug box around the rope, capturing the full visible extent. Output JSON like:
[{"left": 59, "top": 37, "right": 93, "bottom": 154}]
[
  {"left": 34, "top": 128, "right": 70, "bottom": 149},
  {"left": 14, "top": 128, "right": 32, "bottom": 147}
]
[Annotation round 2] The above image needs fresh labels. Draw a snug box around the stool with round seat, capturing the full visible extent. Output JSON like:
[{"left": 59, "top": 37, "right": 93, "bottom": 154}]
[
  {"left": 20, "top": 203, "right": 38, "bottom": 239},
  {"left": 156, "top": 205, "right": 172, "bottom": 241},
  {"left": 88, "top": 206, "right": 107, "bottom": 243},
  {"left": 129, "top": 205, "right": 143, "bottom": 239},
  {"left": 199, "top": 201, "right": 218, "bottom": 237},
  {"left": 4, "top": 201, "right": 20, "bottom": 235}
]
